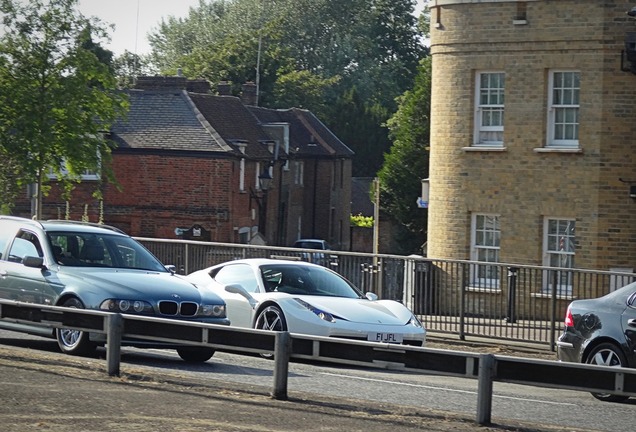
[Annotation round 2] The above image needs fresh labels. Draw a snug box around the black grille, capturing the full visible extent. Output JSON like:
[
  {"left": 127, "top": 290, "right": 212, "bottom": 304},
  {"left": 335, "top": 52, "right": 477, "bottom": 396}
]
[
  {"left": 158, "top": 301, "right": 178, "bottom": 315},
  {"left": 158, "top": 300, "right": 198, "bottom": 316},
  {"left": 180, "top": 302, "right": 198, "bottom": 316}
]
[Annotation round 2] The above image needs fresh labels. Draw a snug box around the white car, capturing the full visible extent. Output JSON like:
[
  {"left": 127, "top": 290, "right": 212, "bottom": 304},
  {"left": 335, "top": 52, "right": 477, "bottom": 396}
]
[{"left": 184, "top": 258, "right": 426, "bottom": 346}]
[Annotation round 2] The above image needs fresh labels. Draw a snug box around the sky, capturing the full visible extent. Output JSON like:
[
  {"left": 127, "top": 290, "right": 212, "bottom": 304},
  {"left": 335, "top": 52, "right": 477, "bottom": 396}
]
[{"left": 77, "top": 0, "right": 427, "bottom": 56}]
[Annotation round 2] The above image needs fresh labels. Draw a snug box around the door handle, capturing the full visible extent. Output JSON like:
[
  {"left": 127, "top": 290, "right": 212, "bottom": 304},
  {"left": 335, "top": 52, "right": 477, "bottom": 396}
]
[
  {"left": 0, "top": 269, "right": 7, "bottom": 277},
  {"left": 628, "top": 319, "right": 636, "bottom": 327}
]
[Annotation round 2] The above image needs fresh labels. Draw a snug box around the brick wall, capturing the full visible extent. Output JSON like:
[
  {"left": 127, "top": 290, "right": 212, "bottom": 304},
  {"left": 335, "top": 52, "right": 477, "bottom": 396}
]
[{"left": 428, "top": 0, "right": 636, "bottom": 270}]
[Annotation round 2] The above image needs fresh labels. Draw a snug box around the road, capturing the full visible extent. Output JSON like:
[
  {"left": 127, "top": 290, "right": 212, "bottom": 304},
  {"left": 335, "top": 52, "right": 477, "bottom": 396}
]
[{"left": 0, "top": 329, "right": 633, "bottom": 431}]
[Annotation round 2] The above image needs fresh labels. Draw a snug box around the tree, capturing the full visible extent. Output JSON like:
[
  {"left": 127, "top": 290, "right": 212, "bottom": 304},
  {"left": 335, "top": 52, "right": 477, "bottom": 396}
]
[
  {"left": 112, "top": 50, "right": 158, "bottom": 89},
  {"left": 0, "top": 0, "right": 128, "bottom": 218},
  {"left": 377, "top": 56, "right": 431, "bottom": 254},
  {"left": 147, "top": 0, "right": 425, "bottom": 176}
]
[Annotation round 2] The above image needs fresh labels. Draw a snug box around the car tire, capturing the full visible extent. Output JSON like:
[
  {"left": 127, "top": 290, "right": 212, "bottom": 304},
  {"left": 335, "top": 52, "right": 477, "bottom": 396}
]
[
  {"left": 176, "top": 347, "right": 215, "bottom": 363},
  {"left": 585, "top": 342, "right": 630, "bottom": 402},
  {"left": 56, "top": 297, "right": 96, "bottom": 356},
  {"left": 254, "top": 305, "right": 287, "bottom": 359},
  {"left": 255, "top": 305, "right": 287, "bottom": 332}
]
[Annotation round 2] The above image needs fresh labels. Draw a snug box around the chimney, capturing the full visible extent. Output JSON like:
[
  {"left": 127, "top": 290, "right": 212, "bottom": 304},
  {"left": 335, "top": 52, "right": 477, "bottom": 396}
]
[
  {"left": 217, "top": 81, "right": 231, "bottom": 96},
  {"left": 134, "top": 76, "right": 187, "bottom": 90},
  {"left": 186, "top": 79, "right": 211, "bottom": 94},
  {"left": 241, "top": 81, "right": 257, "bottom": 106}
]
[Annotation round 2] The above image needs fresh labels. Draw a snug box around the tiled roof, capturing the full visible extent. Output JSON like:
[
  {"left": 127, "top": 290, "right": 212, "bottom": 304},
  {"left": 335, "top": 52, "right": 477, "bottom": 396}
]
[
  {"left": 110, "top": 89, "right": 232, "bottom": 153},
  {"left": 188, "top": 93, "right": 275, "bottom": 160},
  {"left": 248, "top": 107, "right": 354, "bottom": 159}
]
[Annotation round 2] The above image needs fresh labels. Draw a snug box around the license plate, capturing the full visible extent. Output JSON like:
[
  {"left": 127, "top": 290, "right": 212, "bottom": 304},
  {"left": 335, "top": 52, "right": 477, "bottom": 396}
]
[{"left": 367, "top": 332, "right": 403, "bottom": 344}]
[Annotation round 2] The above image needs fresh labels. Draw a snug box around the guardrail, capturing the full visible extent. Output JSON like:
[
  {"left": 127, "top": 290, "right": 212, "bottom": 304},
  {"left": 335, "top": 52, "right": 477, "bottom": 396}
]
[{"left": 1, "top": 299, "right": 635, "bottom": 426}]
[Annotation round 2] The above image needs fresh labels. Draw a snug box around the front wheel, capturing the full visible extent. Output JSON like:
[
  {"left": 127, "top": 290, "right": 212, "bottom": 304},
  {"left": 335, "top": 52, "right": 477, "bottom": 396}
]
[
  {"left": 176, "top": 347, "right": 215, "bottom": 363},
  {"left": 255, "top": 305, "right": 287, "bottom": 332},
  {"left": 586, "top": 342, "right": 630, "bottom": 402},
  {"left": 254, "top": 305, "right": 287, "bottom": 359},
  {"left": 56, "top": 297, "right": 96, "bottom": 356}
]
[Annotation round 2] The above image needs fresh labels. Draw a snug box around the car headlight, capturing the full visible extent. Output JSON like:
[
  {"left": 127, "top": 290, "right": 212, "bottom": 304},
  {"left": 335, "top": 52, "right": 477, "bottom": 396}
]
[
  {"left": 100, "top": 299, "right": 153, "bottom": 314},
  {"left": 199, "top": 304, "right": 226, "bottom": 318},
  {"left": 408, "top": 314, "right": 423, "bottom": 328},
  {"left": 294, "top": 298, "right": 336, "bottom": 323}
]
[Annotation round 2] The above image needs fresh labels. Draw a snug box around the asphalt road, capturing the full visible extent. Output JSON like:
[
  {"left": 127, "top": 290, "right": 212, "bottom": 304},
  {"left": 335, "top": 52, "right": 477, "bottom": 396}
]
[{"left": 0, "top": 331, "right": 607, "bottom": 432}]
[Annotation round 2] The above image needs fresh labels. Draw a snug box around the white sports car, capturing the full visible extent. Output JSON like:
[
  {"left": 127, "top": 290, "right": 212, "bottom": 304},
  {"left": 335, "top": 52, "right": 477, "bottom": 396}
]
[{"left": 184, "top": 258, "right": 426, "bottom": 346}]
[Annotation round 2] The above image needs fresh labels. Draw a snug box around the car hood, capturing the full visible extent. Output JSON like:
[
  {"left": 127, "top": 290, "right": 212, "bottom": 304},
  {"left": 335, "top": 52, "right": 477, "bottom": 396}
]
[
  {"left": 56, "top": 268, "right": 212, "bottom": 302},
  {"left": 290, "top": 295, "right": 413, "bottom": 325}
]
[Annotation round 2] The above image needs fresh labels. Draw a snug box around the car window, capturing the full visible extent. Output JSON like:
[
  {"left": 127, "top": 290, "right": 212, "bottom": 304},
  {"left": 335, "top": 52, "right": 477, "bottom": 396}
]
[
  {"left": 47, "top": 231, "right": 167, "bottom": 271},
  {"left": 214, "top": 264, "right": 258, "bottom": 292},
  {"left": 261, "top": 264, "right": 362, "bottom": 298},
  {"left": 7, "top": 231, "right": 43, "bottom": 263}
]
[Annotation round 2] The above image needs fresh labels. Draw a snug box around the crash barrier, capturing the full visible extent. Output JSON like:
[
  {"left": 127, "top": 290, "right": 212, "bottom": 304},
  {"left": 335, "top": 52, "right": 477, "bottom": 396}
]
[
  {"left": 1, "top": 299, "right": 636, "bottom": 426},
  {"left": 137, "top": 237, "right": 636, "bottom": 349}
]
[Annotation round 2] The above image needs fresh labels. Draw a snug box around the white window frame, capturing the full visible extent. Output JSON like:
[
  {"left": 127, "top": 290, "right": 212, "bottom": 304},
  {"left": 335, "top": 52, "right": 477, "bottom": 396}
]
[
  {"left": 239, "top": 158, "right": 245, "bottom": 192},
  {"left": 474, "top": 71, "right": 505, "bottom": 147},
  {"left": 547, "top": 70, "right": 580, "bottom": 148},
  {"left": 542, "top": 217, "right": 575, "bottom": 296},
  {"left": 470, "top": 213, "right": 501, "bottom": 290},
  {"left": 47, "top": 160, "right": 100, "bottom": 181},
  {"left": 294, "top": 161, "right": 304, "bottom": 186}
]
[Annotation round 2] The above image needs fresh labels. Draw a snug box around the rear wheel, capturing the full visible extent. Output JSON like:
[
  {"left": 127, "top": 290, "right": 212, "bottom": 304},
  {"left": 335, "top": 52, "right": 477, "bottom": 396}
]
[
  {"left": 56, "top": 297, "right": 96, "bottom": 356},
  {"left": 586, "top": 342, "right": 630, "bottom": 402},
  {"left": 176, "top": 347, "right": 215, "bottom": 363}
]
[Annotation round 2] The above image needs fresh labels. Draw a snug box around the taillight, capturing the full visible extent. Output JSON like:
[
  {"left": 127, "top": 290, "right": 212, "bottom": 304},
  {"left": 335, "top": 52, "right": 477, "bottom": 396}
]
[{"left": 564, "top": 305, "right": 574, "bottom": 327}]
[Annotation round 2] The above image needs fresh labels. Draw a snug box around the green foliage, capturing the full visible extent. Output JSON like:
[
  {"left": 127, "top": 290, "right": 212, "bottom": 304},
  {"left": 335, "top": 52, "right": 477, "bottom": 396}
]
[
  {"left": 112, "top": 51, "right": 158, "bottom": 89},
  {"left": 147, "top": 0, "right": 426, "bottom": 176},
  {"left": 0, "top": 0, "right": 128, "bottom": 217},
  {"left": 350, "top": 213, "right": 374, "bottom": 228},
  {"left": 377, "top": 56, "right": 431, "bottom": 254}
]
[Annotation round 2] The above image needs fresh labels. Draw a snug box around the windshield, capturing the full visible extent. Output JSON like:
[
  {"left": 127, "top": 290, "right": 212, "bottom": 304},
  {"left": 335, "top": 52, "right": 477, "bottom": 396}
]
[
  {"left": 47, "top": 231, "right": 168, "bottom": 272},
  {"left": 260, "top": 264, "right": 363, "bottom": 298}
]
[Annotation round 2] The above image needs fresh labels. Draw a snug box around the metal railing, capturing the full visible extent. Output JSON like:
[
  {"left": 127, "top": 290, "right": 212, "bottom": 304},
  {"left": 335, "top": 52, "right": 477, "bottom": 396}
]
[
  {"left": 136, "top": 238, "right": 636, "bottom": 349},
  {"left": 2, "top": 299, "right": 636, "bottom": 427}
]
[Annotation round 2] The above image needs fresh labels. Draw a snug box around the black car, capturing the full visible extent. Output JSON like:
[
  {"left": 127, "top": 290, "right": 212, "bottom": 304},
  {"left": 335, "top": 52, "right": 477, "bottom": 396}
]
[{"left": 556, "top": 281, "right": 636, "bottom": 402}]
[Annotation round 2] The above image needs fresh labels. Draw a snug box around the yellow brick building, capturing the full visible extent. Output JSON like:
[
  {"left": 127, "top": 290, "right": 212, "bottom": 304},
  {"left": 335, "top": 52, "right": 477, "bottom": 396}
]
[{"left": 428, "top": 0, "right": 636, "bottom": 282}]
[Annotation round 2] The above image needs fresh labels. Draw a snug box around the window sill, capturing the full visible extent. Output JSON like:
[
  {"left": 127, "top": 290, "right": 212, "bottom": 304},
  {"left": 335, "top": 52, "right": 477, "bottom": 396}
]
[
  {"left": 531, "top": 292, "right": 576, "bottom": 301},
  {"left": 466, "top": 286, "right": 502, "bottom": 294},
  {"left": 462, "top": 146, "right": 506, "bottom": 152},
  {"left": 533, "top": 147, "right": 582, "bottom": 154}
]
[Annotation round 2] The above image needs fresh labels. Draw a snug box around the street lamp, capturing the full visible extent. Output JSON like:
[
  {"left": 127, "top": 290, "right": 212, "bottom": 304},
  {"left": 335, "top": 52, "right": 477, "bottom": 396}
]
[{"left": 257, "top": 164, "right": 273, "bottom": 236}]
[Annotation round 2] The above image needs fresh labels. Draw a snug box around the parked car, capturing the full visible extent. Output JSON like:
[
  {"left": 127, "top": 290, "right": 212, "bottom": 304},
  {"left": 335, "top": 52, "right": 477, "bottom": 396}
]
[
  {"left": 292, "top": 238, "right": 338, "bottom": 267},
  {"left": 184, "top": 258, "right": 426, "bottom": 347},
  {"left": 556, "top": 281, "right": 636, "bottom": 402},
  {"left": 0, "top": 216, "right": 229, "bottom": 362}
]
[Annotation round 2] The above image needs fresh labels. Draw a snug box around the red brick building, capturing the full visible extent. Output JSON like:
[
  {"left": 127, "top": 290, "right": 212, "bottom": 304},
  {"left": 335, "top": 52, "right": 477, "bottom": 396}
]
[{"left": 13, "top": 76, "right": 354, "bottom": 249}]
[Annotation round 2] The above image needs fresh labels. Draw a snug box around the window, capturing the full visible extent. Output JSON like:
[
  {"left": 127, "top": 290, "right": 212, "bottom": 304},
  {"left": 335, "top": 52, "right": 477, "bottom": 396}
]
[
  {"left": 547, "top": 71, "right": 580, "bottom": 148},
  {"left": 470, "top": 214, "right": 501, "bottom": 289},
  {"left": 214, "top": 263, "right": 258, "bottom": 292},
  {"left": 474, "top": 72, "right": 505, "bottom": 146},
  {"left": 543, "top": 218, "right": 575, "bottom": 296},
  {"left": 294, "top": 161, "right": 304, "bottom": 186}
]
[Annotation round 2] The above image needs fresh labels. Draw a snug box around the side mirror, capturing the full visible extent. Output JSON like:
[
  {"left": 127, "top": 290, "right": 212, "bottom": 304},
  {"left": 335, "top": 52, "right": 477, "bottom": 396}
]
[
  {"left": 23, "top": 256, "right": 45, "bottom": 269},
  {"left": 365, "top": 292, "right": 378, "bottom": 301},
  {"left": 165, "top": 264, "right": 176, "bottom": 274},
  {"left": 225, "top": 284, "right": 258, "bottom": 308}
]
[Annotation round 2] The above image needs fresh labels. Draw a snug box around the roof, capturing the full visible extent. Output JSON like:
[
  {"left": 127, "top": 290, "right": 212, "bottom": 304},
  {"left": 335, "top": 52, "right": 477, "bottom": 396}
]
[
  {"left": 110, "top": 89, "right": 233, "bottom": 153},
  {"left": 248, "top": 106, "right": 354, "bottom": 159},
  {"left": 187, "top": 93, "right": 275, "bottom": 160}
]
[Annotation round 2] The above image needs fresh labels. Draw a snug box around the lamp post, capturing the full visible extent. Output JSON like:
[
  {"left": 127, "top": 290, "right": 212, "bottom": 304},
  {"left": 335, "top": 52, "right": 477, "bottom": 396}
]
[{"left": 258, "top": 165, "right": 273, "bottom": 236}]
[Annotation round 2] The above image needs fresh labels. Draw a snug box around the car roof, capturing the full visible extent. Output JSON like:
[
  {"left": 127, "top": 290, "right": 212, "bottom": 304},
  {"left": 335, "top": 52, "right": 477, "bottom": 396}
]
[
  {"left": 0, "top": 216, "right": 127, "bottom": 236},
  {"left": 214, "top": 258, "right": 324, "bottom": 268}
]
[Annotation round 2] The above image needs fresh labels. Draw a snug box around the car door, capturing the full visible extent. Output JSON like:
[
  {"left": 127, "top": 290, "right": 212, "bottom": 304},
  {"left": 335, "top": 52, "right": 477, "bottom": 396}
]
[
  {"left": 214, "top": 263, "right": 260, "bottom": 328},
  {"left": 0, "top": 229, "right": 59, "bottom": 305}
]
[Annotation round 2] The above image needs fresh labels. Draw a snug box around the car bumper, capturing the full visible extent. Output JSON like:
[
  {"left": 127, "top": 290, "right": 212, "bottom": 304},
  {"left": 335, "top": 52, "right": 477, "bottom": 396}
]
[{"left": 556, "top": 331, "right": 583, "bottom": 363}]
